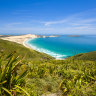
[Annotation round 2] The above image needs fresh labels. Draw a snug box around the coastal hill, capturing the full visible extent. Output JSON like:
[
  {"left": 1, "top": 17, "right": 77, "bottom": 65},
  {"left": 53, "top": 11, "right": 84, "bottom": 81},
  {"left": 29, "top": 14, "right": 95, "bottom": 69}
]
[
  {"left": 68, "top": 51, "right": 96, "bottom": 61},
  {"left": 0, "top": 38, "right": 53, "bottom": 62}
]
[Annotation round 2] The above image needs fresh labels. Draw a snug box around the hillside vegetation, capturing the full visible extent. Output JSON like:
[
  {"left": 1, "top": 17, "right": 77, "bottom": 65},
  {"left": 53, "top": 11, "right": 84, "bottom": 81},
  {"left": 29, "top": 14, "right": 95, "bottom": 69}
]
[
  {"left": 69, "top": 51, "right": 96, "bottom": 61},
  {"left": 0, "top": 39, "right": 96, "bottom": 96}
]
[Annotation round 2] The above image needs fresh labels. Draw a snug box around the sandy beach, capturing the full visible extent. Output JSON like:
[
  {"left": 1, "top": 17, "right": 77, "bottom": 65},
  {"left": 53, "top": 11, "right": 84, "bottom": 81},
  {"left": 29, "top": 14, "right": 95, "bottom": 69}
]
[{"left": 1, "top": 34, "right": 39, "bottom": 45}]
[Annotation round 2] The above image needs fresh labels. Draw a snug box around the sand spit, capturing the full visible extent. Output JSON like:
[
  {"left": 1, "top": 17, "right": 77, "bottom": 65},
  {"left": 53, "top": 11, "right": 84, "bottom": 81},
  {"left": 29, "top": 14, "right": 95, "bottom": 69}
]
[{"left": 1, "top": 34, "right": 39, "bottom": 45}]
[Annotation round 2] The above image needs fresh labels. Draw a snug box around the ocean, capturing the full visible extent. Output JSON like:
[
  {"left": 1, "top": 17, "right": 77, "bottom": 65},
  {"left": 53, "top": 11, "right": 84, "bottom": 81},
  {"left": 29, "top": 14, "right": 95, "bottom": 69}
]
[{"left": 26, "top": 35, "right": 96, "bottom": 59}]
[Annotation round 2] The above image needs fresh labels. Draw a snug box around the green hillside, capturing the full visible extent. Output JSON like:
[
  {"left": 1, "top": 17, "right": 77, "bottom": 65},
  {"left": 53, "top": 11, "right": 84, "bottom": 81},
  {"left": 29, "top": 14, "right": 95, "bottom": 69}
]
[
  {"left": 0, "top": 39, "right": 53, "bottom": 62},
  {"left": 0, "top": 39, "right": 96, "bottom": 96},
  {"left": 68, "top": 51, "right": 96, "bottom": 61}
]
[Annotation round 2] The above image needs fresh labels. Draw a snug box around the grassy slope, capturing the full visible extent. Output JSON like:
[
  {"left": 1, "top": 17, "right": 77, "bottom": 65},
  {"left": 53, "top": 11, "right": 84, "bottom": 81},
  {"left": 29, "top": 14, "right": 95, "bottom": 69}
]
[
  {"left": 0, "top": 39, "right": 53, "bottom": 62},
  {"left": 0, "top": 39, "right": 96, "bottom": 96},
  {"left": 68, "top": 51, "right": 96, "bottom": 61}
]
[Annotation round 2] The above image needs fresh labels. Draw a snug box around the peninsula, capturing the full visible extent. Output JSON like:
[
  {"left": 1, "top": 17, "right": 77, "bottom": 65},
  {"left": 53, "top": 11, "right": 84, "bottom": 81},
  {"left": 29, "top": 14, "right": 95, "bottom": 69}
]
[{"left": 0, "top": 34, "right": 59, "bottom": 45}]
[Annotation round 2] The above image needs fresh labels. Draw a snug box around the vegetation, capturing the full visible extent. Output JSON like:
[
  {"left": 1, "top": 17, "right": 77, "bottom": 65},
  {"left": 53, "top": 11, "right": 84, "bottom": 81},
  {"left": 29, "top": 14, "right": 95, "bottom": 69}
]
[
  {"left": 68, "top": 51, "right": 96, "bottom": 61},
  {"left": 0, "top": 39, "right": 96, "bottom": 96},
  {"left": 0, "top": 52, "right": 30, "bottom": 96}
]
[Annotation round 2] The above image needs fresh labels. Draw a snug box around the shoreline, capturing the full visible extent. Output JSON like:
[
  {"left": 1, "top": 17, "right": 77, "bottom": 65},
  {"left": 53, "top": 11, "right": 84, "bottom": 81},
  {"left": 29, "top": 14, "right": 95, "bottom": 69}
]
[
  {"left": 1, "top": 34, "right": 64, "bottom": 60},
  {"left": 23, "top": 38, "right": 36, "bottom": 50},
  {"left": 24, "top": 39, "right": 65, "bottom": 60}
]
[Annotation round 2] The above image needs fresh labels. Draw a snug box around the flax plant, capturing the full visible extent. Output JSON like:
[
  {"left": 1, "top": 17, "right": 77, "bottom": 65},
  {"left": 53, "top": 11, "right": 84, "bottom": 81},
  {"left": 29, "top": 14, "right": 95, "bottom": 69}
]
[{"left": 0, "top": 52, "right": 30, "bottom": 96}]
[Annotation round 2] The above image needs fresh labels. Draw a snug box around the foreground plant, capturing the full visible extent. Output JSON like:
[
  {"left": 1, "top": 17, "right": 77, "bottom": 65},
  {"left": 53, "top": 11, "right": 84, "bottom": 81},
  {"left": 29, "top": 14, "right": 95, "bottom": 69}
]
[{"left": 0, "top": 52, "right": 30, "bottom": 96}]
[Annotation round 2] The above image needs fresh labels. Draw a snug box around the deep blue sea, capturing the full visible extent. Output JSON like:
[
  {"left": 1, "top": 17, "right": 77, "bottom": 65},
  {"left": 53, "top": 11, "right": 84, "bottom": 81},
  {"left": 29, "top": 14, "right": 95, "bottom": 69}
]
[{"left": 26, "top": 35, "right": 96, "bottom": 59}]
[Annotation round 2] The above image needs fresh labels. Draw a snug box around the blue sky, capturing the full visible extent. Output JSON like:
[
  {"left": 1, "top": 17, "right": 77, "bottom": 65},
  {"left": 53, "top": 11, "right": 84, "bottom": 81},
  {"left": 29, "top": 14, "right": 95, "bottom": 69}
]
[{"left": 0, "top": 0, "right": 96, "bottom": 35}]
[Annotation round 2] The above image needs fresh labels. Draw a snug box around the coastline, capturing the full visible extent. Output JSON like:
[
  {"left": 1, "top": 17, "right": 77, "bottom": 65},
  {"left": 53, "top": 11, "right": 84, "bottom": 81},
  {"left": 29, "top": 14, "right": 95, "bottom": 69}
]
[
  {"left": 23, "top": 39, "right": 33, "bottom": 49},
  {"left": 23, "top": 38, "right": 37, "bottom": 50},
  {"left": 24, "top": 39, "right": 65, "bottom": 60},
  {"left": 1, "top": 34, "right": 64, "bottom": 60},
  {"left": 0, "top": 34, "right": 59, "bottom": 45}
]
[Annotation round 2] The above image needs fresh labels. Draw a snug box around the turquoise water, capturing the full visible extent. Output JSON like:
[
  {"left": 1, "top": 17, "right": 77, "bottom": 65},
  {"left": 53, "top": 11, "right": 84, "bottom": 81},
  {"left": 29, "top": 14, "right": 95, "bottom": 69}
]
[{"left": 26, "top": 35, "right": 96, "bottom": 59}]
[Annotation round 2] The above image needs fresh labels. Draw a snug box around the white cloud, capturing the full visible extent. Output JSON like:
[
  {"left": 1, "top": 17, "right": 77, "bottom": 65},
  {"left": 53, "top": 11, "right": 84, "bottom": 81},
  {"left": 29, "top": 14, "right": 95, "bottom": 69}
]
[
  {"left": 42, "top": 8, "right": 96, "bottom": 27},
  {"left": 43, "top": 19, "right": 68, "bottom": 26},
  {"left": 6, "top": 22, "right": 22, "bottom": 27},
  {"left": 43, "top": 17, "right": 96, "bottom": 26}
]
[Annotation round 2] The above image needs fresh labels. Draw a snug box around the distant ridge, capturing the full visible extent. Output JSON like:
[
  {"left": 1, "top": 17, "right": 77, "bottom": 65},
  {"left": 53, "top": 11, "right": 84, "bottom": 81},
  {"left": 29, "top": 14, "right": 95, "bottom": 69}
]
[{"left": 68, "top": 51, "right": 96, "bottom": 61}]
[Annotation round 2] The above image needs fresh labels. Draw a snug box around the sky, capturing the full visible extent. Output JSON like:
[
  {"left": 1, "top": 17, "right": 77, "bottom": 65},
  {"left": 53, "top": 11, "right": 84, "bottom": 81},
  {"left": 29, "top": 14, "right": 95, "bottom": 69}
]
[{"left": 0, "top": 0, "right": 96, "bottom": 35}]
